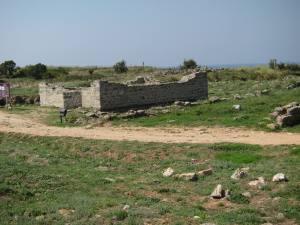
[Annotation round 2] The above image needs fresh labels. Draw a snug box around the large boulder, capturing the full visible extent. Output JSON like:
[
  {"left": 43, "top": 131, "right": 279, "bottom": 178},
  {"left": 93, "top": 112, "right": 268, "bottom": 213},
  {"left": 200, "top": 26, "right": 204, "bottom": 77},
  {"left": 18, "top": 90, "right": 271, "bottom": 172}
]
[{"left": 271, "top": 102, "right": 300, "bottom": 127}]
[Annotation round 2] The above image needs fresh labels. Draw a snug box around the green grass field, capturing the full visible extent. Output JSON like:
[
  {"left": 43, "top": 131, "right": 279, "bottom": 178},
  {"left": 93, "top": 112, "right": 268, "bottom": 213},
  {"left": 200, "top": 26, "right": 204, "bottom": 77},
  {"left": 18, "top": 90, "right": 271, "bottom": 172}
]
[{"left": 0, "top": 133, "right": 299, "bottom": 225}]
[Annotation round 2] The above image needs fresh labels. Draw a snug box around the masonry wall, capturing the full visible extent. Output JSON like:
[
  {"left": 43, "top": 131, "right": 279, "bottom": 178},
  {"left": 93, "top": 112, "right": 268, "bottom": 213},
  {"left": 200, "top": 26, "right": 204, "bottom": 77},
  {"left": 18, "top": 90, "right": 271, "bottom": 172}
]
[
  {"left": 39, "top": 83, "right": 64, "bottom": 108},
  {"left": 39, "top": 83, "right": 82, "bottom": 109},
  {"left": 63, "top": 91, "right": 82, "bottom": 109},
  {"left": 81, "top": 81, "right": 101, "bottom": 108},
  {"left": 98, "top": 72, "right": 208, "bottom": 111},
  {"left": 39, "top": 72, "right": 208, "bottom": 111}
]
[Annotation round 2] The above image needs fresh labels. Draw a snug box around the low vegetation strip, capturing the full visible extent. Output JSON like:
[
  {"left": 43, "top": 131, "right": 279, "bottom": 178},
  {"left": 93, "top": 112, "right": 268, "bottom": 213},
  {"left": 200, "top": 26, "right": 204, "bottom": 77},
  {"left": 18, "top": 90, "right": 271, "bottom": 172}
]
[{"left": 0, "top": 133, "right": 299, "bottom": 225}]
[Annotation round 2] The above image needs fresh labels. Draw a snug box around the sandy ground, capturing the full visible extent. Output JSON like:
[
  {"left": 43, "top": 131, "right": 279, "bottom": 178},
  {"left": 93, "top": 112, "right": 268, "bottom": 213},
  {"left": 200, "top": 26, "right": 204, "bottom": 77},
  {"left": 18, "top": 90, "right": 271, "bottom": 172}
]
[{"left": 0, "top": 110, "right": 300, "bottom": 145}]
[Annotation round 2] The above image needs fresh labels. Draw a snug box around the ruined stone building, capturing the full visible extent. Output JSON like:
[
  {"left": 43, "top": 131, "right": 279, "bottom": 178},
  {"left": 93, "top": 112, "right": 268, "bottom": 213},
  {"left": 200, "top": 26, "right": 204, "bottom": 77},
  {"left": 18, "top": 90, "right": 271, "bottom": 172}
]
[{"left": 39, "top": 72, "right": 208, "bottom": 111}]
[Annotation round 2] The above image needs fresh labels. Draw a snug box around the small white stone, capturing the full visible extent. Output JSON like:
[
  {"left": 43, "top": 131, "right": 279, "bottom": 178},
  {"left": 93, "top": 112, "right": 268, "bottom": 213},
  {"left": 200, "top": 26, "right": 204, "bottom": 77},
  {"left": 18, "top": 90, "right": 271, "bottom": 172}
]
[
  {"left": 272, "top": 173, "right": 288, "bottom": 182},
  {"left": 248, "top": 177, "right": 265, "bottom": 188},
  {"left": 123, "top": 205, "right": 130, "bottom": 211},
  {"left": 233, "top": 104, "right": 241, "bottom": 110},
  {"left": 242, "top": 192, "right": 252, "bottom": 198},
  {"left": 163, "top": 167, "right": 174, "bottom": 177}
]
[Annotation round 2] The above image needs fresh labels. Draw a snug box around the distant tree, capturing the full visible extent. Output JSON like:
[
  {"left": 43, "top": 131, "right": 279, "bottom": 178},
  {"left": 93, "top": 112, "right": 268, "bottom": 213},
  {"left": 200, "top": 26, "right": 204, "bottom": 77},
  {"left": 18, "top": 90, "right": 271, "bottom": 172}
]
[
  {"left": 277, "top": 62, "right": 285, "bottom": 70},
  {"left": 285, "top": 63, "right": 300, "bottom": 71},
  {"left": 181, "top": 59, "right": 197, "bottom": 70},
  {"left": 15, "top": 63, "right": 48, "bottom": 79},
  {"left": 88, "top": 68, "right": 95, "bottom": 75},
  {"left": 0, "top": 60, "right": 16, "bottom": 76},
  {"left": 269, "top": 59, "right": 277, "bottom": 69},
  {"left": 113, "top": 60, "right": 128, "bottom": 73}
]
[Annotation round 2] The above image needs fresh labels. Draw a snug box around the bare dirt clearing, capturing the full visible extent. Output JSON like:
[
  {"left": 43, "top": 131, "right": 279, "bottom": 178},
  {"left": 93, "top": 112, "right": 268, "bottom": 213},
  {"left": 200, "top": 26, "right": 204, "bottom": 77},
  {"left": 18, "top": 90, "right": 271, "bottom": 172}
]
[{"left": 0, "top": 110, "right": 300, "bottom": 145}]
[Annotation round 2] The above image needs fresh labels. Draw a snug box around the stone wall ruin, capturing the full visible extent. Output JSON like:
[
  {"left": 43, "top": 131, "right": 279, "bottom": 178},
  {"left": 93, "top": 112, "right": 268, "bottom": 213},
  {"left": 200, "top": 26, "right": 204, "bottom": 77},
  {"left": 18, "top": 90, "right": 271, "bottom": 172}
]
[{"left": 39, "top": 72, "right": 208, "bottom": 111}]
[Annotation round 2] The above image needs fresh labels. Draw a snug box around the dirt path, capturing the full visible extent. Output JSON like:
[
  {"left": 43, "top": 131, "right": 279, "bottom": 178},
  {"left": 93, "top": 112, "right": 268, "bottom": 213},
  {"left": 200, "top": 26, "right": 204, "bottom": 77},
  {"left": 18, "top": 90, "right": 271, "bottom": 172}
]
[{"left": 0, "top": 111, "right": 300, "bottom": 145}]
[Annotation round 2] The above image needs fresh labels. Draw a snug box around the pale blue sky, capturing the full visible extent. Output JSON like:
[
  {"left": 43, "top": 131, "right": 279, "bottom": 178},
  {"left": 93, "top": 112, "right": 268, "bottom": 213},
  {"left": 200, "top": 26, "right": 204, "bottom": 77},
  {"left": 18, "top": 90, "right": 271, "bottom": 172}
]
[{"left": 0, "top": 0, "right": 299, "bottom": 67}]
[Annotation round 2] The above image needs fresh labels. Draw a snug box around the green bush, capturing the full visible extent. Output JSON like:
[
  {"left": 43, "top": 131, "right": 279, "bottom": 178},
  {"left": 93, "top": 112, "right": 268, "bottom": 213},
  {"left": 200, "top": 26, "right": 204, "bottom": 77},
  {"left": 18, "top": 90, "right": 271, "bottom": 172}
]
[
  {"left": 181, "top": 59, "right": 197, "bottom": 70},
  {"left": 0, "top": 60, "right": 16, "bottom": 76},
  {"left": 114, "top": 60, "right": 128, "bottom": 73},
  {"left": 111, "top": 210, "right": 128, "bottom": 221},
  {"left": 285, "top": 63, "right": 300, "bottom": 71},
  {"left": 15, "top": 63, "right": 50, "bottom": 79}
]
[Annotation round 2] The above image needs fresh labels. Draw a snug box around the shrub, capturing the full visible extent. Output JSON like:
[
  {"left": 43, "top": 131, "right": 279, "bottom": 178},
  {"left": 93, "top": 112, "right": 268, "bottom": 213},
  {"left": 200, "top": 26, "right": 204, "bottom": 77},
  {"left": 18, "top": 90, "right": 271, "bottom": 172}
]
[
  {"left": 111, "top": 210, "right": 128, "bottom": 221},
  {"left": 88, "top": 68, "right": 95, "bottom": 75},
  {"left": 285, "top": 63, "right": 300, "bottom": 71},
  {"left": 15, "top": 63, "right": 49, "bottom": 79},
  {"left": 181, "top": 59, "right": 197, "bottom": 70},
  {"left": 0, "top": 60, "right": 16, "bottom": 76},
  {"left": 114, "top": 60, "right": 128, "bottom": 73},
  {"left": 269, "top": 59, "right": 277, "bottom": 69},
  {"left": 277, "top": 62, "right": 285, "bottom": 70}
]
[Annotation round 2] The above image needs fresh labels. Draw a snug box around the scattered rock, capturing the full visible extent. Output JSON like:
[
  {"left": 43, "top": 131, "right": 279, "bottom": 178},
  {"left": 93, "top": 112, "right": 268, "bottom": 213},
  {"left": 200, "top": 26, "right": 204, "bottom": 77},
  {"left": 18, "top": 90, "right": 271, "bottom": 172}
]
[
  {"left": 225, "top": 189, "right": 231, "bottom": 198},
  {"left": 261, "top": 89, "right": 269, "bottom": 95},
  {"left": 233, "top": 104, "right": 241, "bottom": 111},
  {"left": 175, "top": 172, "right": 198, "bottom": 181},
  {"left": 266, "top": 123, "right": 279, "bottom": 130},
  {"left": 104, "top": 177, "right": 116, "bottom": 183},
  {"left": 96, "top": 166, "right": 110, "bottom": 172},
  {"left": 193, "top": 216, "right": 200, "bottom": 219},
  {"left": 248, "top": 177, "right": 266, "bottom": 188},
  {"left": 123, "top": 109, "right": 147, "bottom": 118},
  {"left": 242, "top": 192, "right": 252, "bottom": 198},
  {"left": 163, "top": 167, "right": 174, "bottom": 177},
  {"left": 285, "top": 102, "right": 299, "bottom": 109},
  {"left": 276, "top": 212, "right": 285, "bottom": 221},
  {"left": 233, "top": 94, "right": 242, "bottom": 100},
  {"left": 210, "top": 184, "right": 225, "bottom": 199},
  {"left": 174, "top": 101, "right": 185, "bottom": 106},
  {"left": 198, "top": 168, "right": 213, "bottom": 176},
  {"left": 103, "top": 114, "right": 113, "bottom": 121},
  {"left": 270, "top": 107, "right": 286, "bottom": 118},
  {"left": 271, "top": 102, "right": 300, "bottom": 127},
  {"left": 231, "top": 167, "right": 249, "bottom": 180},
  {"left": 35, "top": 215, "right": 45, "bottom": 221},
  {"left": 122, "top": 205, "right": 130, "bottom": 211},
  {"left": 85, "top": 112, "right": 98, "bottom": 118},
  {"left": 190, "top": 101, "right": 201, "bottom": 106},
  {"left": 209, "top": 96, "right": 221, "bottom": 104},
  {"left": 58, "top": 208, "right": 75, "bottom": 217},
  {"left": 272, "top": 173, "right": 288, "bottom": 182},
  {"left": 184, "top": 101, "right": 191, "bottom": 106},
  {"left": 272, "top": 197, "right": 281, "bottom": 204}
]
